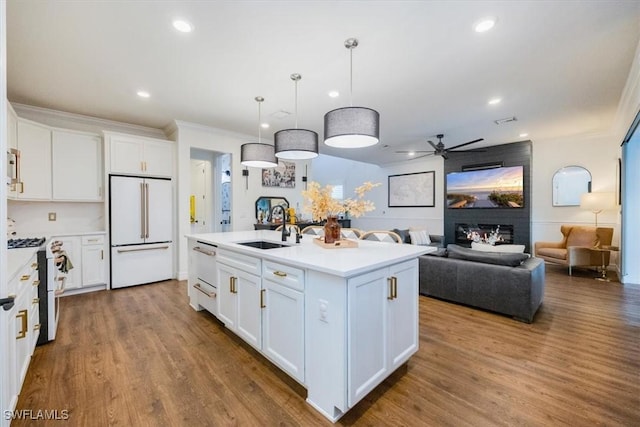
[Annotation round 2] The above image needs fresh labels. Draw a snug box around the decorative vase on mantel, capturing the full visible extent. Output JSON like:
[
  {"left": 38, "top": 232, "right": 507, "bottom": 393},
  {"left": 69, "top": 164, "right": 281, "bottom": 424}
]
[{"left": 324, "top": 216, "right": 341, "bottom": 244}]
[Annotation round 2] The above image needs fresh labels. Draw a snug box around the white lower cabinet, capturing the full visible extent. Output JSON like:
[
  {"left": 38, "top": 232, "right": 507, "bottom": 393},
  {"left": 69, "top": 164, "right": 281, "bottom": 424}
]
[
  {"left": 7, "top": 253, "right": 40, "bottom": 413},
  {"left": 189, "top": 240, "right": 218, "bottom": 316},
  {"left": 347, "top": 259, "right": 418, "bottom": 406},
  {"left": 81, "top": 235, "right": 106, "bottom": 287},
  {"left": 52, "top": 234, "right": 107, "bottom": 293},
  {"left": 262, "top": 261, "right": 305, "bottom": 383},
  {"left": 201, "top": 249, "right": 305, "bottom": 383},
  {"left": 217, "top": 261, "right": 262, "bottom": 350}
]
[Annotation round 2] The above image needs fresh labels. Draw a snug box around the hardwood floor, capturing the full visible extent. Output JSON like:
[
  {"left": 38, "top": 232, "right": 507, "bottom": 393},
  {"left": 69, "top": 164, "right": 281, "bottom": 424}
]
[{"left": 14, "top": 265, "right": 640, "bottom": 426}]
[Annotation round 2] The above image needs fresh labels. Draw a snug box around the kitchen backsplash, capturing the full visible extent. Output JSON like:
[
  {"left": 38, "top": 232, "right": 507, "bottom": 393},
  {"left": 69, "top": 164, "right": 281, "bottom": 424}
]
[{"left": 7, "top": 201, "right": 105, "bottom": 235}]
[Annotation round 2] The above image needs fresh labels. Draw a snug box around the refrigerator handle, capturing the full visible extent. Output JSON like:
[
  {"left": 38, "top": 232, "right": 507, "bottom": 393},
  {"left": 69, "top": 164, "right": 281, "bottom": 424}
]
[
  {"left": 140, "top": 182, "right": 145, "bottom": 239},
  {"left": 145, "top": 183, "right": 150, "bottom": 238}
]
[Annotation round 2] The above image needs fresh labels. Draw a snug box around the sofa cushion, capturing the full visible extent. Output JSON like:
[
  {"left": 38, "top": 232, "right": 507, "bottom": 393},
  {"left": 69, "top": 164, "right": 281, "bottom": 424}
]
[
  {"left": 392, "top": 228, "right": 411, "bottom": 244},
  {"left": 409, "top": 230, "right": 432, "bottom": 245},
  {"left": 447, "top": 244, "right": 529, "bottom": 267},
  {"left": 536, "top": 247, "right": 567, "bottom": 260}
]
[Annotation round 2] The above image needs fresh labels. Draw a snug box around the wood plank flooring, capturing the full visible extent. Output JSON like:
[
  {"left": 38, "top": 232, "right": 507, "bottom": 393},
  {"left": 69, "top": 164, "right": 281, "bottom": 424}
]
[{"left": 13, "top": 264, "right": 640, "bottom": 426}]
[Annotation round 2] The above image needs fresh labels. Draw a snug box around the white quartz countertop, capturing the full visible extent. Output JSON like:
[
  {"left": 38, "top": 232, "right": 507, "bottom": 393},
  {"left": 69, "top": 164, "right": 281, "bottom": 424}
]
[{"left": 186, "top": 230, "right": 436, "bottom": 278}]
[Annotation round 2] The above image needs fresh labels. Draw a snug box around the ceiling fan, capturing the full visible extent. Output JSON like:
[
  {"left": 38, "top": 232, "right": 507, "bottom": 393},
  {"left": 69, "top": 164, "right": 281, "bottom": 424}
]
[{"left": 397, "top": 134, "right": 484, "bottom": 160}]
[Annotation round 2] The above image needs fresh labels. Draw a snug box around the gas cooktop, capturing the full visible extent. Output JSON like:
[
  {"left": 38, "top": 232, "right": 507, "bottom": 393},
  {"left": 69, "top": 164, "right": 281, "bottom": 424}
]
[{"left": 7, "top": 237, "right": 46, "bottom": 249}]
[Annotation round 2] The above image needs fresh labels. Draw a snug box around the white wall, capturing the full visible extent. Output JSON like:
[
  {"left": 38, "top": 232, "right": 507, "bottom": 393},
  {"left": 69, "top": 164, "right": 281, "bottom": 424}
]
[
  {"left": 531, "top": 131, "right": 621, "bottom": 244},
  {"left": 310, "top": 154, "right": 444, "bottom": 234}
]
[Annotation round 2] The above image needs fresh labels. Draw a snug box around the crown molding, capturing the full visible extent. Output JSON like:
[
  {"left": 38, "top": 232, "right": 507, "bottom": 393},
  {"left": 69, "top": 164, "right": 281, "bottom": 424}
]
[
  {"left": 11, "top": 102, "right": 167, "bottom": 138},
  {"left": 170, "top": 119, "right": 259, "bottom": 141}
]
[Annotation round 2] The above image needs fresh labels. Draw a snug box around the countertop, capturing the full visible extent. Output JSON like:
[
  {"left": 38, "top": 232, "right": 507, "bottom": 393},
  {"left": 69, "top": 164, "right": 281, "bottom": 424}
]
[{"left": 187, "top": 230, "right": 435, "bottom": 278}]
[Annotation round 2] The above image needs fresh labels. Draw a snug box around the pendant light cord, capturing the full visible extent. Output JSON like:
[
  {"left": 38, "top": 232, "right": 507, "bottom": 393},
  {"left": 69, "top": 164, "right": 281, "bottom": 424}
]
[
  {"left": 294, "top": 78, "right": 298, "bottom": 128},
  {"left": 349, "top": 46, "right": 353, "bottom": 107}
]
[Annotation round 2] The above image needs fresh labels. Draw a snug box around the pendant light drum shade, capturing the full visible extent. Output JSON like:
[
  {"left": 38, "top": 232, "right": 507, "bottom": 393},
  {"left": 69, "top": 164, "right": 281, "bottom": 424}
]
[
  {"left": 241, "top": 96, "right": 278, "bottom": 168},
  {"left": 324, "top": 106, "right": 380, "bottom": 148},
  {"left": 274, "top": 129, "right": 318, "bottom": 159},
  {"left": 241, "top": 143, "right": 278, "bottom": 168}
]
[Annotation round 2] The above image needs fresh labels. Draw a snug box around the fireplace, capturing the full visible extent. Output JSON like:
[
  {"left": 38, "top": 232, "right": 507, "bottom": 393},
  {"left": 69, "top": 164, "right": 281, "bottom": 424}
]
[{"left": 455, "top": 223, "right": 514, "bottom": 246}]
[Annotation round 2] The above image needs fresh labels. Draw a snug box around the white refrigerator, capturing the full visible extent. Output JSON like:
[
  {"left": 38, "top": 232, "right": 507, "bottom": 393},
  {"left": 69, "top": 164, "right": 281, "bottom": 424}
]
[{"left": 109, "top": 175, "right": 173, "bottom": 289}]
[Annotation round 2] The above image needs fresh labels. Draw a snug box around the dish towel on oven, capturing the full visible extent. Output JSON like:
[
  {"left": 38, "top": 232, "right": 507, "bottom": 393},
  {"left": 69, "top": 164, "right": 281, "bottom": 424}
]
[{"left": 55, "top": 251, "right": 74, "bottom": 273}]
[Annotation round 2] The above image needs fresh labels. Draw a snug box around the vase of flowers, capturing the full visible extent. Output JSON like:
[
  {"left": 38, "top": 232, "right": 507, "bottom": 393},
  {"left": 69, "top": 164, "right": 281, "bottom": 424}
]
[
  {"left": 302, "top": 181, "right": 381, "bottom": 244},
  {"left": 324, "top": 216, "right": 341, "bottom": 244}
]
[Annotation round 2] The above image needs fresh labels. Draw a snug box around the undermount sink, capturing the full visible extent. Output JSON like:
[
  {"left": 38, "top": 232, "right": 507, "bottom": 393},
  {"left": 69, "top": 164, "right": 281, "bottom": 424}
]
[{"left": 236, "top": 240, "right": 290, "bottom": 250}]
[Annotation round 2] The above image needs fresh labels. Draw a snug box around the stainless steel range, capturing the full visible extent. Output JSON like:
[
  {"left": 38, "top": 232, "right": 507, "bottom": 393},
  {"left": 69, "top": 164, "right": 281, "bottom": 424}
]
[{"left": 7, "top": 237, "right": 46, "bottom": 249}]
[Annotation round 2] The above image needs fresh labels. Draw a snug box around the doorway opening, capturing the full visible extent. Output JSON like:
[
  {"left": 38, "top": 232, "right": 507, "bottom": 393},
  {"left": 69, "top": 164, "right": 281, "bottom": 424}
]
[{"left": 190, "top": 148, "right": 231, "bottom": 233}]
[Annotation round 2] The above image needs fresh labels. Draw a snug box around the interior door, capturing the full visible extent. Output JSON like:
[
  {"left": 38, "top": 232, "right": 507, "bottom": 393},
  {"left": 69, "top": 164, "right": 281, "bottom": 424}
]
[
  {"left": 144, "top": 178, "right": 173, "bottom": 243},
  {"left": 110, "top": 176, "right": 144, "bottom": 246}
]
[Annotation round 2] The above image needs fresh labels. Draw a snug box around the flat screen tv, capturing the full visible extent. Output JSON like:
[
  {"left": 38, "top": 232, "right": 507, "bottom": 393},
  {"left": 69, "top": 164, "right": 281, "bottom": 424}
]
[{"left": 446, "top": 165, "right": 524, "bottom": 208}]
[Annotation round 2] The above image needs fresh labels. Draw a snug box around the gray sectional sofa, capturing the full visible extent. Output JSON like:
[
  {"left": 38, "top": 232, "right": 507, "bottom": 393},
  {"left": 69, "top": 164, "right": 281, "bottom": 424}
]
[{"left": 418, "top": 244, "right": 545, "bottom": 323}]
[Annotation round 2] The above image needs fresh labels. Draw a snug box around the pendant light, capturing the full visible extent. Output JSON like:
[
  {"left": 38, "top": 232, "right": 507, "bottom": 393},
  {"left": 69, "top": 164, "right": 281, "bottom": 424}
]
[
  {"left": 324, "top": 38, "right": 380, "bottom": 148},
  {"left": 274, "top": 73, "right": 319, "bottom": 159},
  {"left": 241, "top": 96, "right": 278, "bottom": 168}
]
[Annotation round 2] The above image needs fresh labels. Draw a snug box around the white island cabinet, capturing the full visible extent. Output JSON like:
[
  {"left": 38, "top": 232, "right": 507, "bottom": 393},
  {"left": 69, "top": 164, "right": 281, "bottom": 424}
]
[{"left": 186, "top": 230, "right": 433, "bottom": 422}]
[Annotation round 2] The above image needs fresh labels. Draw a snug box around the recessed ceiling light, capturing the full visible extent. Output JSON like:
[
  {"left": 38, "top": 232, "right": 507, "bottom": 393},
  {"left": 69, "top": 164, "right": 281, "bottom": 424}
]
[
  {"left": 137, "top": 90, "right": 150, "bottom": 98},
  {"left": 488, "top": 97, "right": 502, "bottom": 105},
  {"left": 328, "top": 90, "right": 340, "bottom": 98},
  {"left": 474, "top": 17, "right": 496, "bottom": 33},
  {"left": 408, "top": 151, "right": 415, "bottom": 156},
  {"left": 261, "top": 123, "right": 270, "bottom": 129},
  {"left": 173, "top": 19, "right": 193, "bottom": 33},
  {"left": 519, "top": 133, "right": 529, "bottom": 138}
]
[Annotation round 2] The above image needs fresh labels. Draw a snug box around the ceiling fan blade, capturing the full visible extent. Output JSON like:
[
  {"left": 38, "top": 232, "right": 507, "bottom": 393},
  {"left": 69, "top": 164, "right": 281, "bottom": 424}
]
[
  {"left": 409, "top": 153, "right": 436, "bottom": 160},
  {"left": 441, "top": 152, "right": 449, "bottom": 160},
  {"left": 427, "top": 140, "right": 439, "bottom": 150},
  {"left": 448, "top": 148, "right": 487, "bottom": 153},
  {"left": 395, "top": 150, "right": 433, "bottom": 154},
  {"left": 446, "top": 138, "right": 484, "bottom": 151}
]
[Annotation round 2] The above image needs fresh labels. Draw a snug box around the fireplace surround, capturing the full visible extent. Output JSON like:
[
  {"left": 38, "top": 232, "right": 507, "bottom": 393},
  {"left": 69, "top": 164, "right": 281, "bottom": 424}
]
[{"left": 455, "top": 223, "right": 514, "bottom": 246}]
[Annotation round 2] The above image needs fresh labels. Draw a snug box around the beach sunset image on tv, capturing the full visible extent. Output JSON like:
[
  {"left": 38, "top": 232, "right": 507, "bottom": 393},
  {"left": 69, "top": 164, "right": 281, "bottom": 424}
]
[{"left": 446, "top": 166, "right": 524, "bottom": 208}]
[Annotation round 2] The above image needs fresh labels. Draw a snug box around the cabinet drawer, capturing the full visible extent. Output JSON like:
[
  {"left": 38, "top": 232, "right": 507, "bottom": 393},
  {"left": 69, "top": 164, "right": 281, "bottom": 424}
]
[
  {"left": 193, "top": 279, "right": 218, "bottom": 316},
  {"left": 217, "top": 249, "right": 261, "bottom": 276},
  {"left": 82, "top": 235, "right": 105, "bottom": 245},
  {"left": 263, "top": 261, "right": 304, "bottom": 291}
]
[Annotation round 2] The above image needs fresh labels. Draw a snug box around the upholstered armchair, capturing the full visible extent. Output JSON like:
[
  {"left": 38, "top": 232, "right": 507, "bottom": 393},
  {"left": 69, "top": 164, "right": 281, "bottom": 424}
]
[{"left": 534, "top": 225, "right": 613, "bottom": 275}]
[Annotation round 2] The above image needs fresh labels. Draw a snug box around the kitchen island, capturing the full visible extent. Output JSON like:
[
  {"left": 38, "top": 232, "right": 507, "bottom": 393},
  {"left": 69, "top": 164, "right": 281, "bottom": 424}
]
[{"left": 186, "top": 230, "right": 434, "bottom": 422}]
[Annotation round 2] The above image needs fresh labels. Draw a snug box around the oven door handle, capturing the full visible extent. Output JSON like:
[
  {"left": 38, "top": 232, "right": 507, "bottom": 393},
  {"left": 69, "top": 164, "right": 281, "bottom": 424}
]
[
  {"left": 55, "top": 276, "right": 66, "bottom": 296},
  {"left": 0, "top": 296, "right": 15, "bottom": 311}
]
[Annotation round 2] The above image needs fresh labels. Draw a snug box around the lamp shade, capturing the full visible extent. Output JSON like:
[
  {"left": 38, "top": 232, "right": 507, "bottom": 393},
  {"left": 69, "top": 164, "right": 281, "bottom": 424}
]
[
  {"left": 241, "top": 143, "right": 278, "bottom": 168},
  {"left": 324, "top": 107, "right": 380, "bottom": 148},
  {"left": 274, "top": 129, "right": 319, "bottom": 159},
  {"left": 580, "top": 192, "right": 616, "bottom": 212}
]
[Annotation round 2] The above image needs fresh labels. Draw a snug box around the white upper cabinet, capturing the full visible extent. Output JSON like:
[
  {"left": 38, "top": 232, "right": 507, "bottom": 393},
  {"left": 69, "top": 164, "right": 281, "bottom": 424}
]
[
  {"left": 10, "top": 119, "right": 52, "bottom": 200},
  {"left": 107, "top": 133, "right": 173, "bottom": 177},
  {"left": 52, "top": 129, "right": 103, "bottom": 201}
]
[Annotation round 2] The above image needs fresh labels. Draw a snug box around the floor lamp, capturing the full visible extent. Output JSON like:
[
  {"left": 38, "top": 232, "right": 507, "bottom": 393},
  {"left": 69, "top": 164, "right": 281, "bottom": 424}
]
[{"left": 580, "top": 192, "right": 616, "bottom": 226}]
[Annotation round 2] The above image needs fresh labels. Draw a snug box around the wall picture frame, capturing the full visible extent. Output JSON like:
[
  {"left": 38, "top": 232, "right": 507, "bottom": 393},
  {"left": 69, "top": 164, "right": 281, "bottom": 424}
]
[
  {"left": 262, "top": 160, "right": 295, "bottom": 188},
  {"left": 388, "top": 171, "right": 435, "bottom": 207}
]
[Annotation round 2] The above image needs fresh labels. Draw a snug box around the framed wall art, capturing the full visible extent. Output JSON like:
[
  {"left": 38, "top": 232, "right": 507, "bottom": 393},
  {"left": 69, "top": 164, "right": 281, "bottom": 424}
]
[
  {"left": 388, "top": 171, "right": 435, "bottom": 207},
  {"left": 262, "top": 160, "right": 296, "bottom": 188}
]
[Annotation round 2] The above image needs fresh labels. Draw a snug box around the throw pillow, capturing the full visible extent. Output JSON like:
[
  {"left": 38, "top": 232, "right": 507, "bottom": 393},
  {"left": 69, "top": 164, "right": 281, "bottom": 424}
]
[
  {"left": 471, "top": 242, "right": 526, "bottom": 254},
  {"left": 409, "top": 230, "right": 431, "bottom": 245},
  {"left": 392, "top": 228, "right": 411, "bottom": 244}
]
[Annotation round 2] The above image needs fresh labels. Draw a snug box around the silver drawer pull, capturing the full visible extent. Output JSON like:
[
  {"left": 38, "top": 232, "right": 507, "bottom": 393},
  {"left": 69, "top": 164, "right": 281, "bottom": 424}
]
[
  {"left": 193, "top": 246, "right": 216, "bottom": 257},
  {"left": 117, "top": 245, "right": 169, "bottom": 253},
  {"left": 194, "top": 283, "right": 216, "bottom": 298}
]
